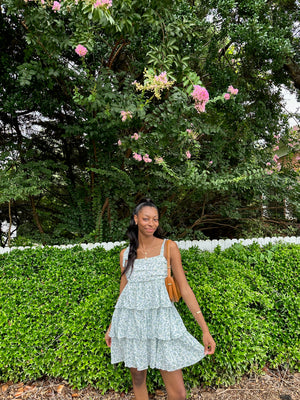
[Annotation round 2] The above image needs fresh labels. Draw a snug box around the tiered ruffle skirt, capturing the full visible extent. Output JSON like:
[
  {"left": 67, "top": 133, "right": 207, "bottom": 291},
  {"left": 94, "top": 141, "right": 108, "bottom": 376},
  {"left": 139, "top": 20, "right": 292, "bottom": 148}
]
[{"left": 110, "top": 278, "right": 205, "bottom": 371}]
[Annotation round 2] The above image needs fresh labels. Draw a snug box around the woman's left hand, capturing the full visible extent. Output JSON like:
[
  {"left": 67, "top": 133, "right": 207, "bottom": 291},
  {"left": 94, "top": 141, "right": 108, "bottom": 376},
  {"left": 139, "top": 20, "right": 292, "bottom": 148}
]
[
  {"left": 203, "top": 331, "right": 216, "bottom": 355},
  {"left": 105, "top": 328, "right": 112, "bottom": 347}
]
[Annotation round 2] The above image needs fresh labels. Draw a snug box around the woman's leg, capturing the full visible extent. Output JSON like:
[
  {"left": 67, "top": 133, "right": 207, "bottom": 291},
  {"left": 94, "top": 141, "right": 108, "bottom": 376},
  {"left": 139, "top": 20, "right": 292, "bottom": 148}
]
[
  {"left": 130, "top": 368, "right": 148, "bottom": 400},
  {"left": 160, "top": 369, "right": 186, "bottom": 400}
]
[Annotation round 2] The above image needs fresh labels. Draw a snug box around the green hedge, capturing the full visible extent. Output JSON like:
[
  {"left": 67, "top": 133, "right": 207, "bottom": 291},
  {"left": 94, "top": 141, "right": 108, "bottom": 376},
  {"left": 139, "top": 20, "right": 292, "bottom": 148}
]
[{"left": 0, "top": 243, "right": 299, "bottom": 392}]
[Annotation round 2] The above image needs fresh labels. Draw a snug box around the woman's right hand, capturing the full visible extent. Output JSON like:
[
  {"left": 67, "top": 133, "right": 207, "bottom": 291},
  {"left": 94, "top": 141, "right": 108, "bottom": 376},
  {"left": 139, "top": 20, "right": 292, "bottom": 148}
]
[{"left": 105, "top": 327, "right": 111, "bottom": 347}]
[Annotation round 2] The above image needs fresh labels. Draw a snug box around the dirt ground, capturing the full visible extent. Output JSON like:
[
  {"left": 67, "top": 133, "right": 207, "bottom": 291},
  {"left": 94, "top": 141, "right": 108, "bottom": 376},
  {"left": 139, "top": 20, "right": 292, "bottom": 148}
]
[{"left": 0, "top": 369, "right": 299, "bottom": 400}]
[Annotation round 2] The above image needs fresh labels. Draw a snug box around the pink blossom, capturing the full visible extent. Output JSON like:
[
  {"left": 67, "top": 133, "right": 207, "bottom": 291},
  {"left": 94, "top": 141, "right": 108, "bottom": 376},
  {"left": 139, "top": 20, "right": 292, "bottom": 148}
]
[
  {"left": 273, "top": 145, "right": 279, "bottom": 151},
  {"left": 228, "top": 85, "right": 238, "bottom": 95},
  {"left": 186, "top": 129, "right": 193, "bottom": 134},
  {"left": 266, "top": 170, "right": 273, "bottom": 175},
  {"left": 273, "top": 154, "right": 279, "bottom": 162},
  {"left": 52, "top": 1, "right": 61, "bottom": 12},
  {"left": 120, "top": 110, "right": 133, "bottom": 122},
  {"left": 209, "top": 161, "right": 213, "bottom": 164},
  {"left": 75, "top": 44, "right": 88, "bottom": 57},
  {"left": 131, "top": 132, "right": 140, "bottom": 140},
  {"left": 295, "top": 156, "right": 300, "bottom": 162},
  {"left": 143, "top": 154, "right": 152, "bottom": 163},
  {"left": 266, "top": 162, "right": 271, "bottom": 166},
  {"left": 133, "top": 152, "right": 142, "bottom": 161},
  {"left": 186, "top": 150, "right": 191, "bottom": 159},
  {"left": 93, "top": 0, "right": 112, "bottom": 8},
  {"left": 191, "top": 85, "right": 209, "bottom": 113},
  {"left": 41, "top": 0, "right": 45, "bottom": 4},
  {"left": 117, "top": 139, "right": 122, "bottom": 146},
  {"left": 224, "top": 93, "right": 230, "bottom": 100},
  {"left": 154, "top": 71, "right": 168, "bottom": 84}
]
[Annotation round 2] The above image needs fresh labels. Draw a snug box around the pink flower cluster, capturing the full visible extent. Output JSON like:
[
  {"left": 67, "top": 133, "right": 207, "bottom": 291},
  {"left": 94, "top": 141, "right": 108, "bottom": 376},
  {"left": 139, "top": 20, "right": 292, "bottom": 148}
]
[
  {"left": 154, "top": 71, "right": 168, "bottom": 84},
  {"left": 266, "top": 149, "right": 282, "bottom": 175},
  {"left": 186, "top": 150, "right": 191, "bottom": 159},
  {"left": 133, "top": 153, "right": 142, "bottom": 161},
  {"left": 52, "top": 1, "right": 61, "bottom": 12},
  {"left": 131, "top": 133, "right": 140, "bottom": 140},
  {"left": 120, "top": 110, "right": 133, "bottom": 122},
  {"left": 191, "top": 85, "right": 209, "bottom": 113},
  {"left": 75, "top": 44, "right": 88, "bottom": 57},
  {"left": 93, "top": 0, "right": 112, "bottom": 8},
  {"left": 143, "top": 154, "right": 152, "bottom": 163},
  {"left": 224, "top": 85, "right": 238, "bottom": 100},
  {"left": 228, "top": 85, "right": 238, "bottom": 95},
  {"left": 133, "top": 153, "right": 152, "bottom": 163}
]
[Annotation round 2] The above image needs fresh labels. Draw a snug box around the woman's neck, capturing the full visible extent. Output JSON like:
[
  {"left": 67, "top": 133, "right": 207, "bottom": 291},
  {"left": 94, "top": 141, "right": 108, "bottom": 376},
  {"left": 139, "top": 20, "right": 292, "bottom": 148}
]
[{"left": 138, "top": 234, "right": 157, "bottom": 248}]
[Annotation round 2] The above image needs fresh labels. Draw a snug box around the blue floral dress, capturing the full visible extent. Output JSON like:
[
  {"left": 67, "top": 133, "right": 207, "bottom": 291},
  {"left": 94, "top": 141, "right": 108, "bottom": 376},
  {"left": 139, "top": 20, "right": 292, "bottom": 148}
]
[{"left": 109, "top": 239, "right": 205, "bottom": 371}]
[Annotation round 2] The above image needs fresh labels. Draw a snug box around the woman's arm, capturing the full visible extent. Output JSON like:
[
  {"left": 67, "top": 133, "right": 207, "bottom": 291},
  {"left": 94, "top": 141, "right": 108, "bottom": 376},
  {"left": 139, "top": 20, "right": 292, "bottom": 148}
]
[
  {"left": 169, "top": 240, "right": 216, "bottom": 355},
  {"left": 105, "top": 249, "right": 128, "bottom": 347}
]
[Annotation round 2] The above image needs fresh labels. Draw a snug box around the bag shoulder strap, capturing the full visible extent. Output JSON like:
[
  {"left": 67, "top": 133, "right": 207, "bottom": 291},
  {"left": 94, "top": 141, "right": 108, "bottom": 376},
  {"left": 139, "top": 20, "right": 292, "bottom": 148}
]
[{"left": 166, "top": 239, "right": 171, "bottom": 278}]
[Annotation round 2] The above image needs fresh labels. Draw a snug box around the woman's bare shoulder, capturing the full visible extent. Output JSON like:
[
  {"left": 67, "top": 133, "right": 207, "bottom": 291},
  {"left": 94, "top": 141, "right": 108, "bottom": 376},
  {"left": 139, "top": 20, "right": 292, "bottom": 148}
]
[
  {"left": 120, "top": 248, "right": 127, "bottom": 255},
  {"left": 120, "top": 247, "right": 127, "bottom": 261},
  {"left": 167, "top": 239, "right": 179, "bottom": 249}
]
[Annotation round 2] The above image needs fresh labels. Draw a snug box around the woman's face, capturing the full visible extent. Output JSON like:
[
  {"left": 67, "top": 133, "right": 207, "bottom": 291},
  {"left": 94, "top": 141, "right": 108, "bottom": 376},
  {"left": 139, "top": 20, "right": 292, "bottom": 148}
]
[{"left": 134, "top": 206, "right": 159, "bottom": 236}]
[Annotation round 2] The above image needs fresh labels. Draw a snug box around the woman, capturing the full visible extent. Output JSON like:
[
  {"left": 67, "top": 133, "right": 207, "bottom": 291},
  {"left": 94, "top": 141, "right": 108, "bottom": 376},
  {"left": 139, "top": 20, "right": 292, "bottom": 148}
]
[{"left": 105, "top": 199, "right": 216, "bottom": 400}]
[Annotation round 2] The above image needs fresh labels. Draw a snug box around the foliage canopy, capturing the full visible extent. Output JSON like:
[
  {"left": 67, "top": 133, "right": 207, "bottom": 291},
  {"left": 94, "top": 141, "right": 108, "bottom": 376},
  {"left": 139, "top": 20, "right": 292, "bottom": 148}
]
[{"left": 0, "top": 0, "right": 299, "bottom": 245}]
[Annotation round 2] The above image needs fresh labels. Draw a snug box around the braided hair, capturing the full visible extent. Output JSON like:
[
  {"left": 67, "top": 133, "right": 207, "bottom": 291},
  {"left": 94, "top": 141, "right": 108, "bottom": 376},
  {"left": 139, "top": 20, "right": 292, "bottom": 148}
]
[{"left": 122, "top": 198, "right": 164, "bottom": 276}]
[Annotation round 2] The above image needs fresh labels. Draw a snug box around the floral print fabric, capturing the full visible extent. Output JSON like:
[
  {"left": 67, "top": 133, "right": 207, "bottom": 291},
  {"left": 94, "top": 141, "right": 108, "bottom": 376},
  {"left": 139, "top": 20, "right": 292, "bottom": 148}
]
[{"left": 109, "top": 239, "right": 205, "bottom": 371}]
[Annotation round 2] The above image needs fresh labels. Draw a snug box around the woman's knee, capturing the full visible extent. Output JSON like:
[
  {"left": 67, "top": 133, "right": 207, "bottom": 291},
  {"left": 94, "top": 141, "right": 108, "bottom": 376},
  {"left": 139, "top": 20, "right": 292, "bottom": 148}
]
[{"left": 130, "top": 369, "right": 147, "bottom": 387}]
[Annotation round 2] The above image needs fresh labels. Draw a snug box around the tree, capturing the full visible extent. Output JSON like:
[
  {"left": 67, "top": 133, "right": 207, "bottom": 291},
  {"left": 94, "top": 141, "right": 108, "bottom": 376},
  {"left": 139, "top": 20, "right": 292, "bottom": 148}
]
[{"left": 0, "top": 0, "right": 299, "bottom": 244}]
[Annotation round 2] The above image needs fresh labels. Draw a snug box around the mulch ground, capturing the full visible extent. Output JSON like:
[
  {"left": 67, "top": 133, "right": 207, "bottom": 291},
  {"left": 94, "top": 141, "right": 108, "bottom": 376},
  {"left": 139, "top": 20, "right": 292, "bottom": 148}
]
[{"left": 0, "top": 369, "right": 299, "bottom": 400}]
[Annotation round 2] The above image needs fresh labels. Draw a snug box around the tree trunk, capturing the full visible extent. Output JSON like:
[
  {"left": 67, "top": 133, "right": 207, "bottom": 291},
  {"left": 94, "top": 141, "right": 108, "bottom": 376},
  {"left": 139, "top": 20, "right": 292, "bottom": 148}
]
[
  {"left": 8, "top": 199, "right": 12, "bottom": 247},
  {"left": 29, "top": 195, "right": 46, "bottom": 245},
  {"left": 95, "top": 197, "right": 109, "bottom": 242}
]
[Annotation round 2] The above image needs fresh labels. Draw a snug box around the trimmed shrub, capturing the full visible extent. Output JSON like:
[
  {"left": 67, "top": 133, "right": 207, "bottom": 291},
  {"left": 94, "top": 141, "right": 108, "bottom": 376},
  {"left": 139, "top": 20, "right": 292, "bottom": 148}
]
[{"left": 0, "top": 243, "right": 299, "bottom": 392}]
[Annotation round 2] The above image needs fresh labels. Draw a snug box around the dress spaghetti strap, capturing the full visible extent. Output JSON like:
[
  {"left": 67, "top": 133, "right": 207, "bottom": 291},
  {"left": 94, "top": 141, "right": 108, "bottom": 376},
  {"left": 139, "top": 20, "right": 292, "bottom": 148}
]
[
  {"left": 160, "top": 238, "right": 167, "bottom": 257},
  {"left": 123, "top": 246, "right": 129, "bottom": 267}
]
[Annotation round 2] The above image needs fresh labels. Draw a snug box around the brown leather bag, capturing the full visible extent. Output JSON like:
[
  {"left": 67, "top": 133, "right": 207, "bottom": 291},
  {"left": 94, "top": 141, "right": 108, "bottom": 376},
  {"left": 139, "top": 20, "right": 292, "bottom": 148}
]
[{"left": 165, "top": 240, "right": 181, "bottom": 302}]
